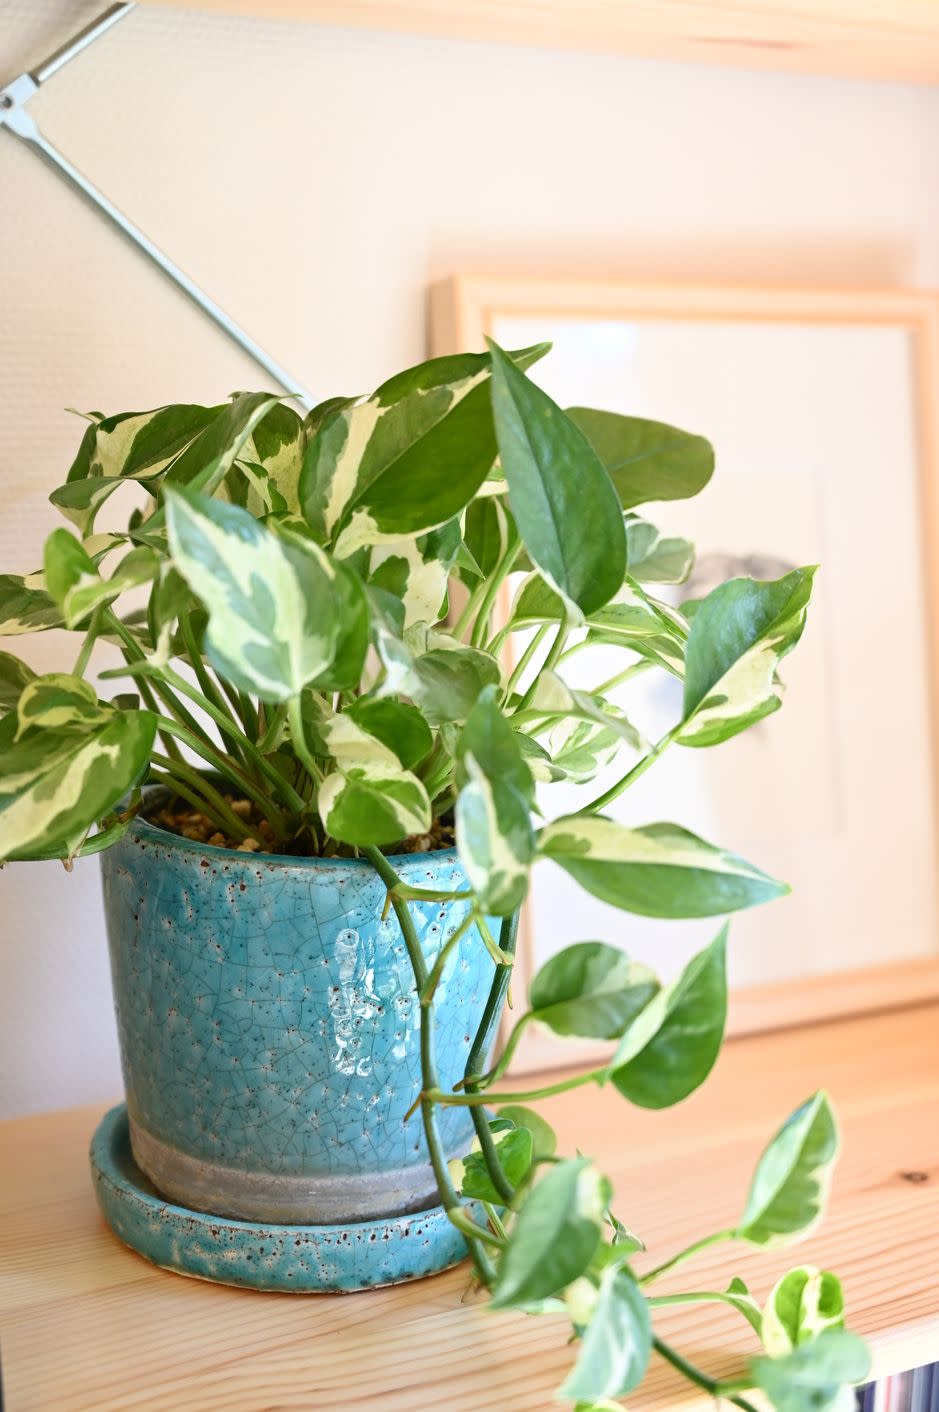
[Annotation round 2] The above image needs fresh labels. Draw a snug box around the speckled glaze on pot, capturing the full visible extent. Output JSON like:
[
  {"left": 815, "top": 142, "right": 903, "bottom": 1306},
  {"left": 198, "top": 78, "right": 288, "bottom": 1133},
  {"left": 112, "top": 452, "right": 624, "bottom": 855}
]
[
  {"left": 90, "top": 1105, "right": 473, "bottom": 1293},
  {"left": 100, "top": 808, "right": 495, "bottom": 1230}
]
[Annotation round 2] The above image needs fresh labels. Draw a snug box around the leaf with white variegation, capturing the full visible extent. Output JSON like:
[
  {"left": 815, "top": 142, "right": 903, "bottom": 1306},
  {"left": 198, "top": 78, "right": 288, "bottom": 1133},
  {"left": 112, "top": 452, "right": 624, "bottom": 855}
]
[
  {"left": 0, "top": 574, "right": 63, "bottom": 636},
  {"left": 44, "top": 529, "right": 158, "bottom": 629},
  {"left": 455, "top": 684, "right": 535, "bottom": 914},
  {"left": 560, "top": 1266, "right": 652, "bottom": 1403},
  {"left": 736, "top": 1092, "right": 840, "bottom": 1247},
  {"left": 521, "top": 672, "right": 642, "bottom": 756},
  {"left": 584, "top": 579, "right": 688, "bottom": 676},
  {"left": 488, "top": 340, "right": 626, "bottom": 616},
  {"left": 450, "top": 1125, "right": 533, "bottom": 1204},
  {"left": 0, "top": 683, "right": 156, "bottom": 861},
  {"left": 301, "top": 346, "right": 548, "bottom": 557},
  {"left": 610, "top": 928, "right": 726, "bottom": 1108},
  {"left": 165, "top": 488, "right": 342, "bottom": 702},
  {"left": 369, "top": 518, "right": 462, "bottom": 628},
  {"left": 318, "top": 764, "right": 431, "bottom": 847},
  {"left": 537, "top": 817, "right": 787, "bottom": 918},
  {"left": 0, "top": 653, "right": 36, "bottom": 711},
  {"left": 680, "top": 569, "right": 816, "bottom": 747},
  {"left": 344, "top": 698, "right": 432, "bottom": 770},
  {"left": 750, "top": 1329, "right": 870, "bottom": 1412},
  {"left": 528, "top": 941, "right": 659, "bottom": 1041},
  {"left": 490, "top": 1158, "right": 610, "bottom": 1309},
  {"left": 566, "top": 407, "right": 714, "bottom": 511},
  {"left": 374, "top": 623, "right": 501, "bottom": 725},
  {"left": 761, "top": 1266, "right": 846, "bottom": 1356}
]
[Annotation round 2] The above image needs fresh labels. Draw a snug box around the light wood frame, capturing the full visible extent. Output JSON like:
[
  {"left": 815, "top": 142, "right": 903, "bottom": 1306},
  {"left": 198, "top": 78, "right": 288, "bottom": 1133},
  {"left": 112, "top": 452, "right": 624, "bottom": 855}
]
[{"left": 431, "top": 276, "right": 939, "bottom": 1070}]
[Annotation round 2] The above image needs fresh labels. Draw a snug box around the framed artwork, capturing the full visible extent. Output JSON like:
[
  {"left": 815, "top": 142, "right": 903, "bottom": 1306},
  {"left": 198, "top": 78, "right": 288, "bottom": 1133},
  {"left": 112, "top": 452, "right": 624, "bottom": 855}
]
[{"left": 431, "top": 277, "right": 939, "bottom": 1072}]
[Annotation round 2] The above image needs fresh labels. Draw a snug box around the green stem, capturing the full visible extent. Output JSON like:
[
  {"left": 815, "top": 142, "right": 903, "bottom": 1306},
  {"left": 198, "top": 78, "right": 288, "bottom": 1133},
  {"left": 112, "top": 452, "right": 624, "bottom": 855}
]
[
  {"left": 590, "top": 660, "right": 651, "bottom": 697},
  {"left": 652, "top": 1338, "right": 759, "bottom": 1412},
  {"left": 104, "top": 610, "right": 219, "bottom": 751},
  {"left": 421, "top": 910, "right": 479, "bottom": 1006},
  {"left": 287, "top": 695, "right": 323, "bottom": 786},
  {"left": 469, "top": 1010, "right": 533, "bottom": 1090},
  {"left": 150, "top": 772, "right": 237, "bottom": 841},
  {"left": 515, "top": 619, "right": 572, "bottom": 713},
  {"left": 158, "top": 667, "right": 306, "bottom": 813},
  {"left": 179, "top": 614, "right": 248, "bottom": 762},
  {"left": 470, "top": 538, "right": 522, "bottom": 649},
  {"left": 153, "top": 717, "right": 289, "bottom": 837},
  {"left": 463, "top": 912, "right": 521, "bottom": 1207},
  {"left": 503, "top": 624, "right": 549, "bottom": 702},
  {"left": 72, "top": 609, "right": 102, "bottom": 677},
  {"left": 452, "top": 577, "right": 491, "bottom": 640},
  {"left": 362, "top": 845, "right": 497, "bottom": 1285},
  {"left": 429, "top": 1067, "right": 600, "bottom": 1108},
  {"left": 579, "top": 722, "right": 681, "bottom": 815},
  {"left": 150, "top": 755, "right": 254, "bottom": 843},
  {"left": 639, "top": 1230, "right": 735, "bottom": 1286},
  {"left": 257, "top": 702, "right": 288, "bottom": 754}
]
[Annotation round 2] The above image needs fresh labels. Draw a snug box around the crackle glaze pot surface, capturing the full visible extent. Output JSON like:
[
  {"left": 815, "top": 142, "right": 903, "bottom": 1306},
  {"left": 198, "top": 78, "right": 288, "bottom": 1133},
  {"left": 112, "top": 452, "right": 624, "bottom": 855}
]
[{"left": 100, "top": 811, "right": 495, "bottom": 1231}]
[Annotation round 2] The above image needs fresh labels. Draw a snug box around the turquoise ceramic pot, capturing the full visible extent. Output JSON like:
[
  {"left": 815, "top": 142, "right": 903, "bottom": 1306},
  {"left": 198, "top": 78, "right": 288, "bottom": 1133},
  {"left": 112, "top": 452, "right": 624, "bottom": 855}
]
[{"left": 100, "top": 806, "right": 495, "bottom": 1229}]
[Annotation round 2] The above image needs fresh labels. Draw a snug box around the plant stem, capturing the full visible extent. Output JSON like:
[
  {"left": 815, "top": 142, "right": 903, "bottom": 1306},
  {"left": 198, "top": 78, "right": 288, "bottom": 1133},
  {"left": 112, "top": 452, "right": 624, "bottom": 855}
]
[
  {"left": 152, "top": 717, "right": 289, "bottom": 838},
  {"left": 503, "top": 624, "right": 549, "bottom": 702},
  {"left": 430, "top": 1067, "right": 601, "bottom": 1107},
  {"left": 463, "top": 912, "right": 521, "bottom": 1207},
  {"left": 639, "top": 1230, "right": 735, "bottom": 1286},
  {"left": 421, "top": 910, "right": 478, "bottom": 1006},
  {"left": 150, "top": 772, "right": 237, "bottom": 840},
  {"left": 578, "top": 722, "right": 681, "bottom": 815},
  {"left": 362, "top": 846, "right": 496, "bottom": 1285},
  {"left": 72, "top": 609, "right": 102, "bottom": 677},
  {"left": 179, "top": 614, "right": 249, "bottom": 769},
  {"left": 652, "top": 1338, "right": 759, "bottom": 1412},
  {"left": 287, "top": 695, "right": 323, "bottom": 787},
  {"left": 516, "top": 619, "right": 573, "bottom": 712},
  {"left": 590, "top": 660, "right": 651, "bottom": 697},
  {"left": 467, "top": 1009, "right": 532, "bottom": 1091},
  {"left": 452, "top": 577, "right": 491, "bottom": 640},
  {"left": 470, "top": 538, "right": 522, "bottom": 649},
  {"left": 150, "top": 755, "right": 254, "bottom": 842}
]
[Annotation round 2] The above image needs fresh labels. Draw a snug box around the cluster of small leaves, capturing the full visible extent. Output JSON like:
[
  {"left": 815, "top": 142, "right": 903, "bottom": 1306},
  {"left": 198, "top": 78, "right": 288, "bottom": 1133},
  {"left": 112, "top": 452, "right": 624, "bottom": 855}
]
[{"left": 0, "top": 341, "right": 865, "bottom": 1407}]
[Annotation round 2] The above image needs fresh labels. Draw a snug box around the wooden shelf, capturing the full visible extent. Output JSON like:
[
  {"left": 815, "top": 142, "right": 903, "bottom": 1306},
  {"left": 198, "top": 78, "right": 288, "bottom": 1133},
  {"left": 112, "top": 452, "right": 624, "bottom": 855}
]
[
  {"left": 3, "top": 1002, "right": 939, "bottom": 1409},
  {"left": 142, "top": 1, "right": 939, "bottom": 84}
]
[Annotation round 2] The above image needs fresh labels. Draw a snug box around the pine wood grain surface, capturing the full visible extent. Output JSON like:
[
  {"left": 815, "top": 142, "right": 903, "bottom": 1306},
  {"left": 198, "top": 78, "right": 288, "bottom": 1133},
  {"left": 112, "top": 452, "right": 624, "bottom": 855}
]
[
  {"left": 3, "top": 1003, "right": 939, "bottom": 1410},
  {"left": 143, "top": 0, "right": 939, "bottom": 85}
]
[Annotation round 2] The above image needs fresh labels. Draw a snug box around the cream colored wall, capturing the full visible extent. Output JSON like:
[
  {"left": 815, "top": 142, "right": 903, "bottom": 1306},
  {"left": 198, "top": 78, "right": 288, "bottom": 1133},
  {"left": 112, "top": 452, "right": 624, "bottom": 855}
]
[{"left": 2, "top": 0, "right": 938, "bottom": 1115}]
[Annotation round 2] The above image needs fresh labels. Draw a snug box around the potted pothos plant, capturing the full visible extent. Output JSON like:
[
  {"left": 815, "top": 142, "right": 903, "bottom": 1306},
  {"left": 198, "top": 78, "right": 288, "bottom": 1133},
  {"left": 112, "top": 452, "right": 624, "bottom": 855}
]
[{"left": 0, "top": 340, "right": 869, "bottom": 1408}]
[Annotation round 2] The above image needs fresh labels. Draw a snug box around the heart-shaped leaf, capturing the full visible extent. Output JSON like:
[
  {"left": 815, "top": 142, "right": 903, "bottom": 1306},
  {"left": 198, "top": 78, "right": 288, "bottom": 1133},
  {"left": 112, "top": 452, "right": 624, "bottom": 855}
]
[
  {"left": 762, "top": 1266, "right": 846, "bottom": 1356},
  {"left": 528, "top": 941, "right": 659, "bottom": 1040},
  {"left": 560, "top": 1266, "right": 652, "bottom": 1402},
  {"left": 490, "top": 1158, "right": 609, "bottom": 1309},
  {"left": 750, "top": 1329, "right": 870, "bottom": 1412}
]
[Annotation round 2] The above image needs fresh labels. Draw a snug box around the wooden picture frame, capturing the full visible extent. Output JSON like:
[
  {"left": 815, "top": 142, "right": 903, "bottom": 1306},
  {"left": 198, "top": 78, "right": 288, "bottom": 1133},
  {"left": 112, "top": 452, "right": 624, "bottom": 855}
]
[{"left": 431, "top": 277, "right": 939, "bottom": 1072}]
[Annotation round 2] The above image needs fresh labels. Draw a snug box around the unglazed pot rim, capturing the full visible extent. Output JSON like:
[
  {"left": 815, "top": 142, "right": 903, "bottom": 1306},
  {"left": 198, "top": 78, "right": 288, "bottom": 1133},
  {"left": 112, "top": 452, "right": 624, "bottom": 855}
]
[{"left": 133, "top": 782, "right": 457, "bottom": 871}]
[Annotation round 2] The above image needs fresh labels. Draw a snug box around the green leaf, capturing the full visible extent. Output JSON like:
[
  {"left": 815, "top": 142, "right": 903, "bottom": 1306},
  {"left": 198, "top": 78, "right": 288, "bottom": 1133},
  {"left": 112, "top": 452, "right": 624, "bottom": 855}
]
[
  {"left": 0, "top": 574, "right": 63, "bottom": 636},
  {"left": 344, "top": 699, "right": 432, "bottom": 770},
  {"left": 44, "top": 530, "right": 158, "bottom": 629},
  {"left": 455, "top": 684, "right": 535, "bottom": 914},
  {"left": 15, "top": 674, "right": 108, "bottom": 736},
  {"left": 750, "top": 1329, "right": 870, "bottom": 1412},
  {"left": 508, "top": 572, "right": 572, "bottom": 629},
  {"left": 547, "top": 714, "right": 630, "bottom": 786},
  {"left": 0, "top": 653, "right": 37, "bottom": 712},
  {"left": 319, "top": 764, "right": 431, "bottom": 847},
  {"left": 523, "top": 673, "right": 643, "bottom": 761},
  {"left": 583, "top": 580, "right": 688, "bottom": 677},
  {"left": 301, "top": 347, "right": 547, "bottom": 556},
  {"left": 528, "top": 941, "right": 659, "bottom": 1041},
  {"left": 490, "top": 1158, "right": 609, "bottom": 1309},
  {"left": 306, "top": 553, "right": 370, "bottom": 692},
  {"left": 680, "top": 569, "right": 816, "bottom": 747},
  {"left": 164, "top": 488, "right": 342, "bottom": 702},
  {"left": 610, "top": 928, "right": 727, "bottom": 1108},
  {"left": 537, "top": 817, "right": 788, "bottom": 918},
  {"left": 375, "top": 627, "right": 501, "bottom": 725},
  {"left": 736, "top": 1092, "right": 840, "bottom": 1247},
  {"left": 560, "top": 1267, "right": 652, "bottom": 1402},
  {"left": 452, "top": 1126, "right": 534, "bottom": 1203},
  {"left": 371, "top": 344, "right": 550, "bottom": 406},
  {"left": 496, "top": 1105, "right": 558, "bottom": 1160},
  {"left": 0, "top": 694, "right": 156, "bottom": 862},
  {"left": 567, "top": 408, "right": 714, "bottom": 511},
  {"left": 762, "top": 1267, "right": 846, "bottom": 1356},
  {"left": 625, "top": 517, "right": 694, "bottom": 584},
  {"left": 488, "top": 340, "right": 626, "bottom": 616}
]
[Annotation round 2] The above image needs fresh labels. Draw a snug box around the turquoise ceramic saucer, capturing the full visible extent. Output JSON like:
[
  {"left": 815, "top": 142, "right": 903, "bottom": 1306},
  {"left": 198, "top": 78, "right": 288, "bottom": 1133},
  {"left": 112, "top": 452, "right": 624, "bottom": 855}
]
[{"left": 90, "top": 1105, "right": 470, "bottom": 1293}]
